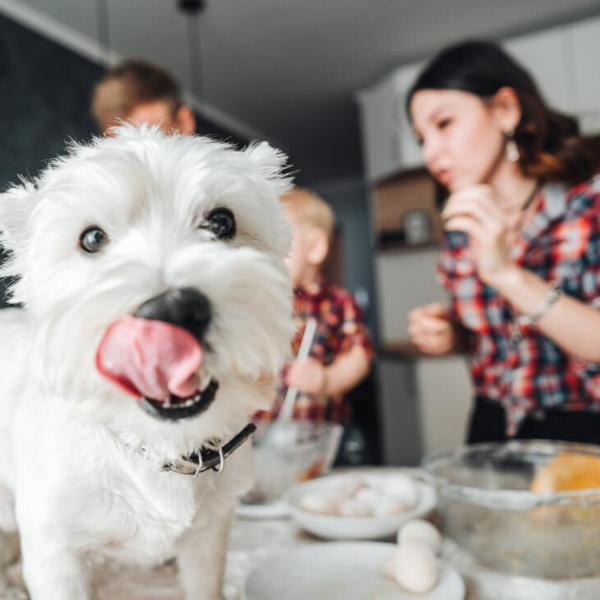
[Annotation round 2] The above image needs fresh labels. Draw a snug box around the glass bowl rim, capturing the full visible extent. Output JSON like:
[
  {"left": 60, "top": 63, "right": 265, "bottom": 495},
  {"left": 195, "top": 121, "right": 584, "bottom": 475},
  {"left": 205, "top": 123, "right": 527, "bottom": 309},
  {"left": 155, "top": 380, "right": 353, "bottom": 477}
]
[{"left": 422, "top": 440, "right": 600, "bottom": 510}]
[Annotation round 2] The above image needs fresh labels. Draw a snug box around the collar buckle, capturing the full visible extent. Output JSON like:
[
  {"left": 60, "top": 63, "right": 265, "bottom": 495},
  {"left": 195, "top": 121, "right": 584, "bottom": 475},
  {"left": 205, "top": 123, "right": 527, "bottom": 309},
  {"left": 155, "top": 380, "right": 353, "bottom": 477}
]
[{"left": 162, "top": 423, "right": 256, "bottom": 476}]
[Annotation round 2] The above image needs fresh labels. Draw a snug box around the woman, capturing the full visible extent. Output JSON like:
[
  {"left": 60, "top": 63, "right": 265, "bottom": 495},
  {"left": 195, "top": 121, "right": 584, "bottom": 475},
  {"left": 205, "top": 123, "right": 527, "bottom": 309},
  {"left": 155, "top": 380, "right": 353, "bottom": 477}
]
[{"left": 407, "top": 40, "right": 600, "bottom": 444}]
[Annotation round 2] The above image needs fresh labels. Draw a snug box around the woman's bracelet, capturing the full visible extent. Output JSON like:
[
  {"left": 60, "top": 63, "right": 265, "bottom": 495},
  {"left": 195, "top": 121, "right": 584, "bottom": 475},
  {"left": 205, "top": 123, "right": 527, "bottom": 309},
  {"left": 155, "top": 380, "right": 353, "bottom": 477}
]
[{"left": 509, "top": 283, "right": 563, "bottom": 344}]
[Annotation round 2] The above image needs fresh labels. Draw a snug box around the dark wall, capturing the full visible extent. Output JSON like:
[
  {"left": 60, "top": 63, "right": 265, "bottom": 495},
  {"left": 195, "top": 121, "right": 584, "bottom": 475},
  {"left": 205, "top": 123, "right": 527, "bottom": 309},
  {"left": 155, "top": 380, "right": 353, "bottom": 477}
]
[
  {"left": 0, "top": 14, "right": 102, "bottom": 191},
  {"left": 0, "top": 13, "right": 246, "bottom": 307},
  {"left": 0, "top": 14, "right": 103, "bottom": 306},
  {"left": 0, "top": 13, "right": 248, "bottom": 190}
]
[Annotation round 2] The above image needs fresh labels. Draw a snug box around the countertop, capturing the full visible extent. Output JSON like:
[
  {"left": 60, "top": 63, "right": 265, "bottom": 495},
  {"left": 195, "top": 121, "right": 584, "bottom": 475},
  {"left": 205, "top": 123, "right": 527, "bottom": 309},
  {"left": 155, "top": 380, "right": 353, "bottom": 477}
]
[
  {"left": 5, "top": 460, "right": 600, "bottom": 600},
  {"left": 5, "top": 512, "right": 600, "bottom": 599}
]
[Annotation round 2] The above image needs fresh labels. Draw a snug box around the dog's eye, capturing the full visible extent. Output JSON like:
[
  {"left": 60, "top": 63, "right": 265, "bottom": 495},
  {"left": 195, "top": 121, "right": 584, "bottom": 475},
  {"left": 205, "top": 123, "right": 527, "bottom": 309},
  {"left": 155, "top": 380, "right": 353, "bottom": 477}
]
[
  {"left": 80, "top": 227, "right": 108, "bottom": 254},
  {"left": 207, "top": 208, "right": 236, "bottom": 240}
]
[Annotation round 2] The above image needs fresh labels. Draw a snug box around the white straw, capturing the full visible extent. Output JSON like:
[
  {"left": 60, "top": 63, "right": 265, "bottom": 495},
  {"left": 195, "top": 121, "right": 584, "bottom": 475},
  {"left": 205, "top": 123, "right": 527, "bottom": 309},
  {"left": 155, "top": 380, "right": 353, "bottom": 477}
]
[{"left": 277, "top": 318, "right": 318, "bottom": 422}]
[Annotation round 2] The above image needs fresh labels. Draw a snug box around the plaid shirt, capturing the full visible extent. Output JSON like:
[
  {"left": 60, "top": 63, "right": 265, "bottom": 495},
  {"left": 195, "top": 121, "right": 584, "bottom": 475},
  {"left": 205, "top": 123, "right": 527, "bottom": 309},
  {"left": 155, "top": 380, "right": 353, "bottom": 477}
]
[
  {"left": 259, "top": 276, "right": 373, "bottom": 424},
  {"left": 439, "top": 176, "right": 600, "bottom": 436}
]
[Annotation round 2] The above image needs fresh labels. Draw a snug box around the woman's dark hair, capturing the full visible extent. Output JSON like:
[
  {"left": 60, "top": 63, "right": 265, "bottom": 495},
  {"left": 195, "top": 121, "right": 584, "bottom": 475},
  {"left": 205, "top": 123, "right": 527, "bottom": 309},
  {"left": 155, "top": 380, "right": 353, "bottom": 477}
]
[{"left": 407, "top": 40, "right": 600, "bottom": 186}]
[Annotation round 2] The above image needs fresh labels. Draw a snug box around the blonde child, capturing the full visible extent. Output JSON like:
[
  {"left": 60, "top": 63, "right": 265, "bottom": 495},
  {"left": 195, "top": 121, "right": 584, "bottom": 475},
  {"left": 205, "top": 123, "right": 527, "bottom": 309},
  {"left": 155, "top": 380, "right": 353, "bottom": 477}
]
[{"left": 259, "top": 187, "right": 373, "bottom": 424}]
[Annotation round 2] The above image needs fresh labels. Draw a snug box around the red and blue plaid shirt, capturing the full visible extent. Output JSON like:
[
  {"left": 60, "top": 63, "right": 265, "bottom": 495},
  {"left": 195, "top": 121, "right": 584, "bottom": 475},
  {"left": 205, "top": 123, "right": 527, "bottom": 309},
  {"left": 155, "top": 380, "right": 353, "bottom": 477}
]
[
  {"left": 259, "top": 276, "right": 373, "bottom": 424},
  {"left": 439, "top": 176, "right": 600, "bottom": 436}
]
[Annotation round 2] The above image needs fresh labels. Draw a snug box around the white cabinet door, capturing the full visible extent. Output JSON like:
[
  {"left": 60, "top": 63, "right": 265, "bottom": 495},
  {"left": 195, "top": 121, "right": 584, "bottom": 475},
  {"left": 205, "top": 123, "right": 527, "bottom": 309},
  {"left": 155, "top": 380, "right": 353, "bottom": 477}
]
[
  {"left": 415, "top": 357, "right": 473, "bottom": 456},
  {"left": 374, "top": 249, "right": 445, "bottom": 343},
  {"left": 358, "top": 76, "right": 403, "bottom": 182},
  {"left": 504, "top": 28, "right": 572, "bottom": 114},
  {"left": 358, "top": 63, "right": 425, "bottom": 182},
  {"left": 395, "top": 63, "right": 425, "bottom": 172},
  {"left": 567, "top": 16, "right": 600, "bottom": 133}
]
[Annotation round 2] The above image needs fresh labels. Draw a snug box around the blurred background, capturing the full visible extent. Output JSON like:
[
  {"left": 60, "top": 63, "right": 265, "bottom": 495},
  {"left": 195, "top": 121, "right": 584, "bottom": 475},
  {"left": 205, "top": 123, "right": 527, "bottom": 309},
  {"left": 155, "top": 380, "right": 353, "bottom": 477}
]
[{"left": 1, "top": 0, "right": 600, "bottom": 466}]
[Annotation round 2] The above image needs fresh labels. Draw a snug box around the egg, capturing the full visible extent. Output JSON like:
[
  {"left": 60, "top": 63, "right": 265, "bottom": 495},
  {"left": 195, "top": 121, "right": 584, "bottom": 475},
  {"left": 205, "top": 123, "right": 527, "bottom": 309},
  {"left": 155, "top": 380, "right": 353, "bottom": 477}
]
[
  {"left": 393, "top": 541, "right": 440, "bottom": 594},
  {"left": 398, "top": 519, "right": 443, "bottom": 554},
  {"left": 299, "top": 492, "right": 339, "bottom": 515},
  {"left": 374, "top": 493, "right": 410, "bottom": 515},
  {"left": 337, "top": 478, "right": 368, "bottom": 500},
  {"left": 354, "top": 487, "right": 383, "bottom": 511},
  {"left": 381, "top": 475, "right": 421, "bottom": 509},
  {"left": 339, "top": 497, "right": 373, "bottom": 517}
]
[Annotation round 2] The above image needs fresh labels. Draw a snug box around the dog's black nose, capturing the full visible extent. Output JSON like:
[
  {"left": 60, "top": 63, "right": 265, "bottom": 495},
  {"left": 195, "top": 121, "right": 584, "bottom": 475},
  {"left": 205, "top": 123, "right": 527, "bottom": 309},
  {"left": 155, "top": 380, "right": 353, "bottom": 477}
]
[{"left": 133, "top": 288, "right": 211, "bottom": 342}]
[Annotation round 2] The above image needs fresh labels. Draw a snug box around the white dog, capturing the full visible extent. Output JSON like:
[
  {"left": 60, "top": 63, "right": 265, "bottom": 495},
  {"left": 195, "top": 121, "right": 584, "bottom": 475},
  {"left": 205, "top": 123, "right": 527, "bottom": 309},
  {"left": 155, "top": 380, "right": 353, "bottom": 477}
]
[{"left": 0, "top": 126, "right": 294, "bottom": 599}]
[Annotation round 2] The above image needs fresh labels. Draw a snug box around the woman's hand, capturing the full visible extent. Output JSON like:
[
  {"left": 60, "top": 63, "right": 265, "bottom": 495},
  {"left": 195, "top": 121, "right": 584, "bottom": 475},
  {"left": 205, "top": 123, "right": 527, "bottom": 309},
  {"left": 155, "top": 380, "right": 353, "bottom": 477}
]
[
  {"left": 286, "top": 358, "right": 327, "bottom": 394},
  {"left": 442, "top": 184, "right": 518, "bottom": 287},
  {"left": 408, "top": 303, "right": 455, "bottom": 354}
]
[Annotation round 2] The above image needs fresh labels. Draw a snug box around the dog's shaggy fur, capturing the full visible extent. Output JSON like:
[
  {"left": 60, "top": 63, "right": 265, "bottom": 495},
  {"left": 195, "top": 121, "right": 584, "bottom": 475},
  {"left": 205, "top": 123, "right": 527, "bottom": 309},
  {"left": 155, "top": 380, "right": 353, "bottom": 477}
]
[{"left": 0, "top": 126, "right": 294, "bottom": 599}]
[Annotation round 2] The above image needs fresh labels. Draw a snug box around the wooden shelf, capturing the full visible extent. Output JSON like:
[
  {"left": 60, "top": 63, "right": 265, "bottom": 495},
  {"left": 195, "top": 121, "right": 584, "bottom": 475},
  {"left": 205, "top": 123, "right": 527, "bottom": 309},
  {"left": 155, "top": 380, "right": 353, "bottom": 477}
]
[
  {"left": 379, "top": 340, "right": 463, "bottom": 359},
  {"left": 375, "top": 236, "right": 440, "bottom": 253},
  {"left": 371, "top": 170, "right": 445, "bottom": 254},
  {"left": 379, "top": 341, "right": 424, "bottom": 358},
  {"left": 374, "top": 164, "right": 429, "bottom": 186}
]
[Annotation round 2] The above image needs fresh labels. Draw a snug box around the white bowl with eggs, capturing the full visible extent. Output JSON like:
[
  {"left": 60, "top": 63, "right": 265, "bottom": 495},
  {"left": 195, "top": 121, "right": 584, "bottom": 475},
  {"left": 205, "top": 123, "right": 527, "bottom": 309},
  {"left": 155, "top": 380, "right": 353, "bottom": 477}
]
[{"left": 284, "top": 469, "right": 437, "bottom": 540}]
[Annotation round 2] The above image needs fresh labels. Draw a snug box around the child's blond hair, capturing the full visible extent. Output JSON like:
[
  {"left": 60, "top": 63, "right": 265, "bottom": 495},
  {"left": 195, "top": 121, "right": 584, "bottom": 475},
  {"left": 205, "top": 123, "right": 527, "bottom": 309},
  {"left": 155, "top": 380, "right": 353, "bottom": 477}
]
[{"left": 282, "top": 187, "right": 334, "bottom": 238}]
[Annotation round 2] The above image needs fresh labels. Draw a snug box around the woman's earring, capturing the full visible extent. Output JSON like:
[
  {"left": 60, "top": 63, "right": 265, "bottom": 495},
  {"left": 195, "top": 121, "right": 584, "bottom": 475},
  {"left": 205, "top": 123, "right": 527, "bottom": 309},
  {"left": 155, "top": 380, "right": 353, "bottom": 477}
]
[{"left": 505, "top": 129, "right": 520, "bottom": 163}]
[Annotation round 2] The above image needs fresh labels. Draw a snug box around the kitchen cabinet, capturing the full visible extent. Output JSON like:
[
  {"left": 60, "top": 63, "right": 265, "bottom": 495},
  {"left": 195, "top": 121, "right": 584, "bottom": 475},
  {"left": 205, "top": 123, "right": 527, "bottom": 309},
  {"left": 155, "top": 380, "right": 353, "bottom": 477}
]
[
  {"left": 568, "top": 17, "right": 600, "bottom": 133},
  {"left": 394, "top": 63, "right": 424, "bottom": 172},
  {"left": 357, "top": 62, "right": 424, "bottom": 182},
  {"left": 376, "top": 357, "right": 422, "bottom": 466},
  {"left": 376, "top": 351, "right": 473, "bottom": 465},
  {"left": 374, "top": 247, "right": 443, "bottom": 343},
  {"left": 372, "top": 169, "right": 441, "bottom": 250},
  {"left": 414, "top": 357, "right": 472, "bottom": 455},
  {"left": 504, "top": 27, "right": 572, "bottom": 114},
  {"left": 374, "top": 245, "right": 473, "bottom": 463},
  {"left": 357, "top": 75, "right": 403, "bottom": 183}
]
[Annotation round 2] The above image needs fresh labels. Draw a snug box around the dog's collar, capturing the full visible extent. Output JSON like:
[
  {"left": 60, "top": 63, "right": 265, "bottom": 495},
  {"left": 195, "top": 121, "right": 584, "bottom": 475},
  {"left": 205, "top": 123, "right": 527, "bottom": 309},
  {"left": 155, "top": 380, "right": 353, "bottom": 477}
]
[{"left": 160, "top": 423, "right": 256, "bottom": 477}]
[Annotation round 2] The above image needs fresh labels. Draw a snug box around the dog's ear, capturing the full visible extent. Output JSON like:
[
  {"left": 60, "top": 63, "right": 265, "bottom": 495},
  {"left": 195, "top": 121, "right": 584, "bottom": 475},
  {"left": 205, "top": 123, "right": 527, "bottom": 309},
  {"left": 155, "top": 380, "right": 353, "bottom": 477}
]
[
  {"left": 0, "top": 182, "right": 38, "bottom": 256},
  {"left": 244, "top": 142, "right": 292, "bottom": 196}
]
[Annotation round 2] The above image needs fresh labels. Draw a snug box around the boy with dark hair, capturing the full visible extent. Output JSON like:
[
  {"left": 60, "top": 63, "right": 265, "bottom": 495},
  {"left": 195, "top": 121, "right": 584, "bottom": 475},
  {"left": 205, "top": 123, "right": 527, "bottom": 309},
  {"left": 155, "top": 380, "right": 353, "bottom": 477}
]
[{"left": 92, "top": 60, "right": 196, "bottom": 135}]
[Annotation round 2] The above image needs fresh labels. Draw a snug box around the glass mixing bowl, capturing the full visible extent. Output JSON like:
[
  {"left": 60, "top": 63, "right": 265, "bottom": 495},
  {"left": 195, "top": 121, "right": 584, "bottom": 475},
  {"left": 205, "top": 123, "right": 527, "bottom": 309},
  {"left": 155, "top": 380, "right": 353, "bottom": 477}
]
[
  {"left": 423, "top": 440, "right": 600, "bottom": 578},
  {"left": 243, "top": 420, "right": 343, "bottom": 504}
]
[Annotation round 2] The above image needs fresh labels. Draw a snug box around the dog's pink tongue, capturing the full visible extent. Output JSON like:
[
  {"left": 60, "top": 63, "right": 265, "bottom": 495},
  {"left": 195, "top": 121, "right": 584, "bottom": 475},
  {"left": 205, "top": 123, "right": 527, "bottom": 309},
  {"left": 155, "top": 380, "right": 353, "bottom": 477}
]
[{"left": 95, "top": 315, "right": 202, "bottom": 400}]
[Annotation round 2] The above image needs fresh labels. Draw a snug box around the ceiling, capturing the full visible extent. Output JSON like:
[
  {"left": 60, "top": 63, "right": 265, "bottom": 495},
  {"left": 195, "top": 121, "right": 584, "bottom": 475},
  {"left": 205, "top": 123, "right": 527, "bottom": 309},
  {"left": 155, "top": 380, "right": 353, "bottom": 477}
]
[{"left": 2, "top": 0, "right": 600, "bottom": 184}]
